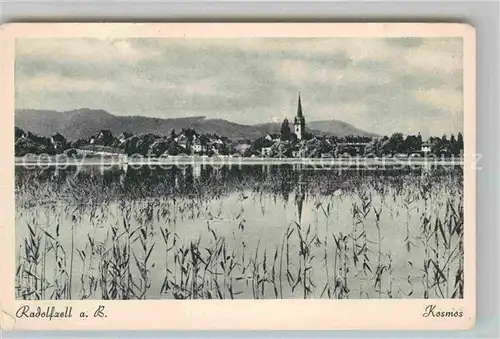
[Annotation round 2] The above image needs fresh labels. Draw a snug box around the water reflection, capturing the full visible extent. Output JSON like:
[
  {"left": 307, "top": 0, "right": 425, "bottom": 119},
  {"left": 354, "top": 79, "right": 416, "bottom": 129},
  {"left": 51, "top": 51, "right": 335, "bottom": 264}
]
[
  {"left": 15, "top": 164, "right": 463, "bottom": 300},
  {"left": 15, "top": 163, "right": 462, "bottom": 204}
]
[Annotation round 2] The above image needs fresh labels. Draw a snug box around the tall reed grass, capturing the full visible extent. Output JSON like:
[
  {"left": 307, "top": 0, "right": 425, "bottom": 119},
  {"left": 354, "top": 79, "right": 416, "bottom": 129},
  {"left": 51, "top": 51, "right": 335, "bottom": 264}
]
[{"left": 15, "top": 165, "right": 464, "bottom": 300}]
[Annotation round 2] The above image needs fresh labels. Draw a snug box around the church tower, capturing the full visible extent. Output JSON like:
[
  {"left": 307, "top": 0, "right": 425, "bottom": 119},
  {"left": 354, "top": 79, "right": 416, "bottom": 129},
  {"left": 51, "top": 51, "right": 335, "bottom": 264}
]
[{"left": 294, "top": 93, "right": 306, "bottom": 140}]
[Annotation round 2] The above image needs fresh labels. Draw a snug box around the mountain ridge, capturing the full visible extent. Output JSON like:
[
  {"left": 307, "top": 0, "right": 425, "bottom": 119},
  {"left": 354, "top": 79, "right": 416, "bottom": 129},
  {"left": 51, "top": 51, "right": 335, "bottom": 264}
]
[{"left": 15, "top": 108, "right": 378, "bottom": 141}]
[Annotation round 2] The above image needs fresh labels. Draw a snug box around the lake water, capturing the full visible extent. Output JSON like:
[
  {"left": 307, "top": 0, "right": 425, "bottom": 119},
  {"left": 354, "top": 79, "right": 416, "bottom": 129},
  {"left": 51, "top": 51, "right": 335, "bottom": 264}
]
[{"left": 15, "top": 164, "right": 464, "bottom": 300}]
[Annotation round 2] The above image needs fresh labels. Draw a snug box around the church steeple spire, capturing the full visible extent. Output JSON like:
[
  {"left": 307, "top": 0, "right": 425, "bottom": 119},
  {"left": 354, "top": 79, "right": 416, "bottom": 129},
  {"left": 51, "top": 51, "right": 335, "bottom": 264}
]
[
  {"left": 297, "top": 92, "right": 303, "bottom": 118},
  {"left": 294, "top": 92, "right": 306, "bottom": 140}
]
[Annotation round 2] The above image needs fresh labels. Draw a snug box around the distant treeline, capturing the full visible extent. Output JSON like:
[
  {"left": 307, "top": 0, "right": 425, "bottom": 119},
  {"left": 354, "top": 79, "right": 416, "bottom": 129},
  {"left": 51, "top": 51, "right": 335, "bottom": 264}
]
[{"left": 14, "top": 126, "right": 464, "bottom": 158}]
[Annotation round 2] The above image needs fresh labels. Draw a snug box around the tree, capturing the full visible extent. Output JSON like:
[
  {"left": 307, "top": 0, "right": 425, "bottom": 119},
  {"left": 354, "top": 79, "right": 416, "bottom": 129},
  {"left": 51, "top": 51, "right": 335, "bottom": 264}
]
[
  {"left": 64, "top": 148, "right": 78, "bottom": 157},
  {"left": 164, "top": 140, "right": 183, "bottom": 156},
  {"left": 111, "top": 138, "right": 122, "bottom": 149},
  {"left": 99, "top": 130, "right": 114, "bottom": 146},
  {"left": 133, "top": 134, "right": 160, "bottom": 156},
  {"left": 91, "top": 130, "right": 114, "bottom": 146},
  {"left": 364, "top": 139, "right": 381, "bottom": 156},
  {"left": 404, "top": 135, "right": 422, "bottom": 153},
  {"left": 70, "top": 139, "right": 85, "bottom": 149},
  {"left": 433, "top": 134, "right": 450, "bottom": 156},
  {"left": 280, "top": 118, "right": 292, "bottom": 141},
  {"left": 124, "top": 136, "right": 139, "bottom": 156},
  {"left": 15, "top": 138, "right": 38, "bottom": 156},
  {"left": 388, "top": 133, "right": 404, "bottom": 154},
  {"left": 457, "top": 132, "right": 464, "bottom": 151},
  {"left": 450, "top": 134, "right": 456, "bottom": 144},
  {"left": 250, "top": 136, "right": 273, "bottom": 155},
  {"left": 15, "top": 135, "right": 53, "bottom": 156},
  {"left": 149, "top": 139, "right": 168, "bottom": 157},
  {"left": 450, "top": 134, "right": 461, "bottom": 156},
  {"left": 51, "top": 132, "right": 67, "bottom": 151},
  {"left": 441, "top": 134, "right": 449, "bottom": 146},
  {"left": 15, "top": 127, "right": 25, "bottom": 140}
]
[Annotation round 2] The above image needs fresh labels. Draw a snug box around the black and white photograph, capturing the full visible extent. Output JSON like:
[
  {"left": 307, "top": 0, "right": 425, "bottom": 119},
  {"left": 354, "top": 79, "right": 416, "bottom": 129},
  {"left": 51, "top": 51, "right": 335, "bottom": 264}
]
[{"left": 11, "top": 27, "right": 470, "bottom": 304}]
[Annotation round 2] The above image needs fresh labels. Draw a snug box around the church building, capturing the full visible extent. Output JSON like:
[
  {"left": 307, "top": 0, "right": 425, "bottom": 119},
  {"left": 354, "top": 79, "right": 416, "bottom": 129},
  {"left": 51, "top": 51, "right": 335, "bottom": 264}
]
[{"left": 294, "top": 93, "right": 306, "bottom": 140}]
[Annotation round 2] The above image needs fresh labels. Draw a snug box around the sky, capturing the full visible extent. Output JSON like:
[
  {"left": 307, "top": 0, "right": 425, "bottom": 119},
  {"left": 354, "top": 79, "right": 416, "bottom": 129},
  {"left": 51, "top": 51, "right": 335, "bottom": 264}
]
[{"left": 15, "top": 37, "right": 463, "bottom": 137}]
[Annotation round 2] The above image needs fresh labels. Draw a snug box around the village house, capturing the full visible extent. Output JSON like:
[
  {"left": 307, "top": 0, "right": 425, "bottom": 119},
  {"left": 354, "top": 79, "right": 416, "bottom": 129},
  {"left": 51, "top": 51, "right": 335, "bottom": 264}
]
[
  {"left": 274, "top": 140, "right": 292, "bottom": 158},
  {"left": 291, "top": 147, "right": 300, "bottom": 158},
  {"left": 261, "top": 146, "right": 273, "bottom": 157},
  {"left": 260, "top": 138, "right": 278, "bottom": 157},
  {"left": 421, "top": 143, "right": 432, "bottom": 154},
  {"left": 261, "top": 139, "right": 293, "bottom": 158},
  {"left": 177, "top": 135, "right": 189, "bottom": 149},
  {"left": 336, "top": 142, "right": 369, "bottom": 156},
  {"left": 265, "top": 133, "right": 280, "bottom": 142},
  {"left": 192, "top": 142, "right": 203, "bottom": 154},
  {"left": 234, "top": 144, "right": 251, "bottom": 156},
  {"left": 210, "top": 144, "right": 223, "bottom": 155},
  {"left": 437, "top": 147, "right": 452, "bottom": 158},
  {"left": 211, "top": 137, "right": 224, "bottom": 145},
  {"left": 301, "top": 138, "right": 322, "bottom": 158},
  {"left": 191, "top": 136, "right": 208, "bottom": 154},
  {"left": 233, "top": 140, "right": 252, "bottom": 156},
  {"left": 118, "top": 132, "right": 133, "bottom": 145},
  {"left": 320, "top": 139, "right": 335, "bottom": 158}
]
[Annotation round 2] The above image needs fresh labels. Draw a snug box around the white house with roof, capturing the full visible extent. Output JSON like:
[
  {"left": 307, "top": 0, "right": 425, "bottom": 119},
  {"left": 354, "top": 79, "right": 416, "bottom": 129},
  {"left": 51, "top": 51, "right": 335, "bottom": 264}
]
[
  {"left": 191, "top": 138, "right": 207, "bottom": 154},
  {"left": 261, "top": 146, "right": 273, "bottom": 157},
  {"left": 421, "top": 143, "right": 432, "bottom": 153}
]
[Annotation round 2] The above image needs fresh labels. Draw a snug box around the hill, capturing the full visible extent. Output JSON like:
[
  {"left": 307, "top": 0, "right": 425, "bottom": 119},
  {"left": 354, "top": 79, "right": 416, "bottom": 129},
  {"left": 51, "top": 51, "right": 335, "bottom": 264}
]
[{"left": 15, "top": 108, "right": 377, "bottom": 140}]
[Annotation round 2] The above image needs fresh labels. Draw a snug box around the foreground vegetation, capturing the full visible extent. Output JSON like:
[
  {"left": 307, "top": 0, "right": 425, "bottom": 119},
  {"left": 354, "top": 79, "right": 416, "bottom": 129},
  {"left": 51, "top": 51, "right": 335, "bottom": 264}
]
[{"left": 15, "top": 165, "right": 464, "bottom": 299}]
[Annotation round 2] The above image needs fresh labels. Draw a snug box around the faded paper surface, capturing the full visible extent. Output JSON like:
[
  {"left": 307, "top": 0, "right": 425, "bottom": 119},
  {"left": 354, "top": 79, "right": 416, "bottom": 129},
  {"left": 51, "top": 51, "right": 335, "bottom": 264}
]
[{"left": 0, "top": 23, "right": 476, "bottom": 330}]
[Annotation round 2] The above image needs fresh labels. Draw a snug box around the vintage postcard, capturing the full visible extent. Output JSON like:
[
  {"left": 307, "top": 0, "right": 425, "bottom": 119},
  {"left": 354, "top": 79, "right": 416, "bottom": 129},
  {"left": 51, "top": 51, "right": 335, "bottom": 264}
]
[{"left": 0, "top": 23, "right": 475, "bottom": 331}]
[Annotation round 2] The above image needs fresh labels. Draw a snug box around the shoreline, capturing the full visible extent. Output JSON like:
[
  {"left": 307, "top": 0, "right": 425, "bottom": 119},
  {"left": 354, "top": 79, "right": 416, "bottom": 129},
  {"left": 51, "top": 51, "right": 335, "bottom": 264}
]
[{"left": 15, "top": 156, "right": 465, "bottom": 167}]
